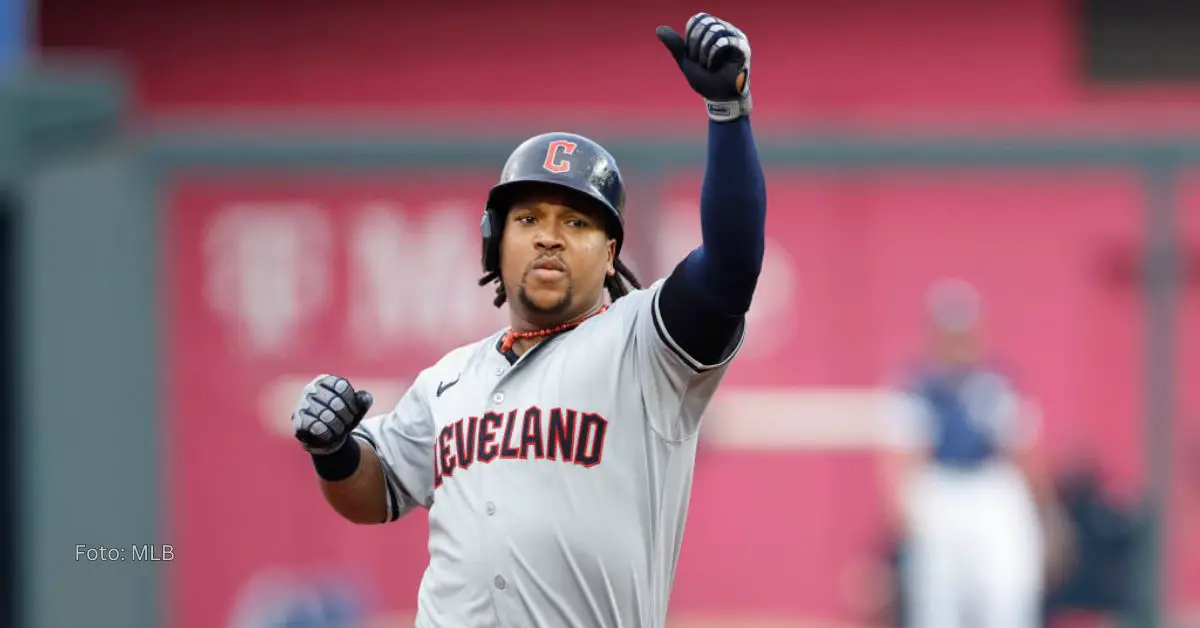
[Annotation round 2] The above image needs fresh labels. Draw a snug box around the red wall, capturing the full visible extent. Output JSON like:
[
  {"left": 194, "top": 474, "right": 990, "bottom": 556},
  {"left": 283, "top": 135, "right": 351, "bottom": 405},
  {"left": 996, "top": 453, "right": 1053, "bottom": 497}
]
[{"left": 41, "top": 0, "right": 1088, "bottom": 125}]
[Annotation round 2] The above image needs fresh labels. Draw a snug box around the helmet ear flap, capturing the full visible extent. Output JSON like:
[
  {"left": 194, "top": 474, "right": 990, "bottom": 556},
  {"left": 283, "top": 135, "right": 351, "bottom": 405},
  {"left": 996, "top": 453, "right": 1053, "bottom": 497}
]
[{"left": 480, "top": 206, "right": 503, "bottom": 275}]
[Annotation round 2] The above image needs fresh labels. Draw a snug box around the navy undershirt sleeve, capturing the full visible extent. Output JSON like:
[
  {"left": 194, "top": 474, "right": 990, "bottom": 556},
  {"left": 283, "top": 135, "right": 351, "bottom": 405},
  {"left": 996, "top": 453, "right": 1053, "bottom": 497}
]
[{"left": 657, "top": 117, "right": 767, "bottom": 367}]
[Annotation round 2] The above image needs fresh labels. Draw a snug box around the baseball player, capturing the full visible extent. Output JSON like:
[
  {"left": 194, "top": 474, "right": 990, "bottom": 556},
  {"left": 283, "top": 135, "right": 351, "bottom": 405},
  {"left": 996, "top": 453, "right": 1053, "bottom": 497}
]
[
  {"left": 879, "top": 280, "right": 1047, "bottom": 628},
  {"left": 290, "top": 13, "right": 766, "bottom": 628}
]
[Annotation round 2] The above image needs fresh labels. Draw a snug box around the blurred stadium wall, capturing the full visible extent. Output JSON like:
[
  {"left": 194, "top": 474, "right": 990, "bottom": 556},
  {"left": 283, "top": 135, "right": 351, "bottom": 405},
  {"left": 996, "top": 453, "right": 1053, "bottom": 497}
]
[{"left": 1, "top": 0, "right": 1197, "bottom": 627}]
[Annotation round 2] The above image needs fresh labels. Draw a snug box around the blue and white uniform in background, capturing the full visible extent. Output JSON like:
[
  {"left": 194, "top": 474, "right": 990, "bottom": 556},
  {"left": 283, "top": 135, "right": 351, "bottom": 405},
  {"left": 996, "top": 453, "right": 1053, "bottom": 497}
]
[{"left": 881, "top": 282, "right": 1044, "bottom": 628}]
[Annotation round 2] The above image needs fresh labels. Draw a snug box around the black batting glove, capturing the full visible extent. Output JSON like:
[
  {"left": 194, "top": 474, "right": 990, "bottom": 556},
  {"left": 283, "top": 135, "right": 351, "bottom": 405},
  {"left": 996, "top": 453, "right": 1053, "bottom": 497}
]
[
  {"left": 292, "top": 374, "right": 374, "bottom": 455},
  {"left": 657, "top": 13, "right": 753, "bottom": 122}
]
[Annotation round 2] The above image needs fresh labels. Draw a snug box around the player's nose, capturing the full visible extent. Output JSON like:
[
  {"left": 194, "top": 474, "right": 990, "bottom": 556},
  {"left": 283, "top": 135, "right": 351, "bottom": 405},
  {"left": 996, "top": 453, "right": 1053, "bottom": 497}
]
[{"left": 533, "top": 225, "right": 565, "bottom": 249}]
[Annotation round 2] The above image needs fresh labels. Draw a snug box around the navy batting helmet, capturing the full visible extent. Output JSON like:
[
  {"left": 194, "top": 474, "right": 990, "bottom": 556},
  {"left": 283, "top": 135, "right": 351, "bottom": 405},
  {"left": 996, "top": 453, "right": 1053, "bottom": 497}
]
[{"left": 480, "top": 132, "right": 626, "bottom": 275}]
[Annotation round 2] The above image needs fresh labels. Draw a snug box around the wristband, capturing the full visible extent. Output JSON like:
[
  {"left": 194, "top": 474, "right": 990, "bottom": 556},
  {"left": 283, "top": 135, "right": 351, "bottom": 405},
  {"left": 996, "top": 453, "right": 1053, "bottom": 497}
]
[
  {"left": 707, "top": 93, "right": 752, "bottom": 123},
  {"left": 311, "top": 436, "right": 362, "bottom": 482}
]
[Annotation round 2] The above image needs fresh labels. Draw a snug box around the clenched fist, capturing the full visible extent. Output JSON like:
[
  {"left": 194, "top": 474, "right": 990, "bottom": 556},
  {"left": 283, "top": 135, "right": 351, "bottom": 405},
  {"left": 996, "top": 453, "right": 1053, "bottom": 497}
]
[
  {"left": 657, "top": 13, "right": 752, "bottom": 122},
  {"left": 292, "top": 374, "right": 374, "bottom": 455}
]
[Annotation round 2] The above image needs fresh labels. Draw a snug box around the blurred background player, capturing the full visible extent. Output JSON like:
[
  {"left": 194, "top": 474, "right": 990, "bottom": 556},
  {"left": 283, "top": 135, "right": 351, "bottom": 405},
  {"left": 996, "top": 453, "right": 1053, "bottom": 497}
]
[{"left": 878, "top": 279, "right": 1062, "bottom": 628}]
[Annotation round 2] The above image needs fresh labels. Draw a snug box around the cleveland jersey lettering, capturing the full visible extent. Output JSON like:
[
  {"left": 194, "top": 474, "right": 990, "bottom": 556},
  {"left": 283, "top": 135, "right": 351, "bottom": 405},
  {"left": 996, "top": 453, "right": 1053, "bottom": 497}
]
[{"left": 433, "top": 407, "right": 609, "bottom": 487}]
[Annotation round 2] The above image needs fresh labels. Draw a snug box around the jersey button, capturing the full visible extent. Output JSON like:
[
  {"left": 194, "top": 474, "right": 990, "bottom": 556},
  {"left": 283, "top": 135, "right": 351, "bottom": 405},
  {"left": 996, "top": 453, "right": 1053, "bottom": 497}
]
[
  {"left": 494, "top": 575, "right": 506, "bottom": 590},
  {"left": 485, "top": 502, "right": 496, "bottom": 516},
  {"left": 493, "top": 392, "right": 505, "bottom": 404},
  {"left": 495, "top": 367, "right": 505, "bottom": 376}
]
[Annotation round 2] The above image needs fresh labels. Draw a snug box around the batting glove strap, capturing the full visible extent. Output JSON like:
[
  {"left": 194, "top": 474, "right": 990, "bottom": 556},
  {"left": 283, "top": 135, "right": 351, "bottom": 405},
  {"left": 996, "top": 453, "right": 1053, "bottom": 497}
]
[{"left": 706, "top": 93, "right": 752, "bottom": 123}]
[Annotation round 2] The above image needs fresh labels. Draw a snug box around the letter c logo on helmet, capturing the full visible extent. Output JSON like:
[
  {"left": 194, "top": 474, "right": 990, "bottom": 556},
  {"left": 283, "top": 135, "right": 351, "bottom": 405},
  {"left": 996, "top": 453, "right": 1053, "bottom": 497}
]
[{"left": 542, "top": 140, "right": 578, "bottom": 174}]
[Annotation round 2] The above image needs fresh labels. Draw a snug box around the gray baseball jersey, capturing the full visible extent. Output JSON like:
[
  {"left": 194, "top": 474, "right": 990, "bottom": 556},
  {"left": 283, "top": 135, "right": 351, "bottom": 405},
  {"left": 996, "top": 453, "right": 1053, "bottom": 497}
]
[{"left": 352, "top": 278, "right": 742, "bottom": 628}]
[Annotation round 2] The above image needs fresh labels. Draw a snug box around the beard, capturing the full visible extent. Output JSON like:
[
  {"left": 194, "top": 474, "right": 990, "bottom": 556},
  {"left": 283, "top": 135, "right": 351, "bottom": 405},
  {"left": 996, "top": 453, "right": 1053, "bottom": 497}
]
[{"left": 517, "top": 281, "right": 573, "bottom": 318}]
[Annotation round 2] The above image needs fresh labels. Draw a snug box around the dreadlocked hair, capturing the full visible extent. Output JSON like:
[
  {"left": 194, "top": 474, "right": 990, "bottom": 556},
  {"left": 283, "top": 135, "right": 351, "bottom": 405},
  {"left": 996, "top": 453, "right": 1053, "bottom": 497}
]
[{"left": 478, "top": 258, "right": 643, "bottom": 308}]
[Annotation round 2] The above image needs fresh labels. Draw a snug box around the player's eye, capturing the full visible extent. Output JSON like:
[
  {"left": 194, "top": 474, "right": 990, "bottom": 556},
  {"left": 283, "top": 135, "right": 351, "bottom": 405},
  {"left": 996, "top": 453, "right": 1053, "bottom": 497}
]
[
  {"left": 513, "top": 214, "right": 536, "bottom": 225},
  {"left": 566, "top": 218, "right": 590, "bottom": 228}
]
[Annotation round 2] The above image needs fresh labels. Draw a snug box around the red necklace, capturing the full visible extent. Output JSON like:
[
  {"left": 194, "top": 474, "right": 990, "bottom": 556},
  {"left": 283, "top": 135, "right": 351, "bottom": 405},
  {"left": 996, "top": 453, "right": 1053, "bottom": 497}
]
[{"left": 500, "top": 305, "right": 609, "bottom": 353}]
